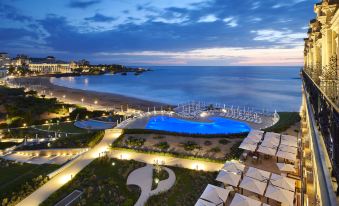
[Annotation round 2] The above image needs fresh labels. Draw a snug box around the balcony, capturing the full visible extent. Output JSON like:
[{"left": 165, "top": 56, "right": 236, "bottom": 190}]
[{"left": 301, "top": 69, "right": 338, "bottom": 205}]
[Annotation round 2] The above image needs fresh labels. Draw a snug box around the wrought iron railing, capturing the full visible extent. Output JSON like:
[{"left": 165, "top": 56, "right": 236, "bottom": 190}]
[{"left": 302, "top": 69, "right": 339, "bottom": 197}]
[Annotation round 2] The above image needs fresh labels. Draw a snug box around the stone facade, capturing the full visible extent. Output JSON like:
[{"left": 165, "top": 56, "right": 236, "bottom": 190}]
[{"left": 304, "top": 0, "right": 339, "bottom": 100}]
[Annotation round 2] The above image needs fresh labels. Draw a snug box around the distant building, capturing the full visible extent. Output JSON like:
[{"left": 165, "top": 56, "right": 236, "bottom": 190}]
[
  {"left": 0, "top": 68, "right": 7, "bottom": 78},
  {"left": 0, "top": 53, "right": 11, "bottom": 68},
  {"left": 12, "top": 54, "right": 30, "bottom": 68},
  {"left": 28, "top": 56, "right": 72, "bottom": 74}
]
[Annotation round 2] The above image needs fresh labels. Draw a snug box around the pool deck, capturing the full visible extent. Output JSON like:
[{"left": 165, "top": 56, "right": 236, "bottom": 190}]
[{"left": 122, "top": 114, "right": 273, "bottom": 131}]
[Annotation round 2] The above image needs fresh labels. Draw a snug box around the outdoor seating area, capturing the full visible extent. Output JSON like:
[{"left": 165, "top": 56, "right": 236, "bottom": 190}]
[
  {"left": 195, "top": 160, "right": 300, "bottom": 206},
  {"left": 195, "top": 129, "right": 301, "bottom": 206}
]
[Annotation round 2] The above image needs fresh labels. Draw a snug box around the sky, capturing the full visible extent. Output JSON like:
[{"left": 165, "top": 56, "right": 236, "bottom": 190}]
[{"left": 0, "top": 0, "right": 318, "bottom": 66}]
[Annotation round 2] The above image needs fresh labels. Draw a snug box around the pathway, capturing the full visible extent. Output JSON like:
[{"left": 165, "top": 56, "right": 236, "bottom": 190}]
[
  {"left": 16, "top": 129, "right": 122, "bottom": 206},
  {"left": 150, "top": 167, "right": 176, "bottom": 196},
  {"left": 127, "top": 165, "right": 153, "bottom": 206},
  {"left": 110, "top": 149, "right": 223, "bottom": 172},
  {"left": 127, "top": 164, "right": 176, "bottom": 206}
]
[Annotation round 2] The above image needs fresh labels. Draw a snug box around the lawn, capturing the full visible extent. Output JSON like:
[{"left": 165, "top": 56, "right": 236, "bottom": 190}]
[
  {"left": 0, "top": 159, "right": 59, "bottom": 206},
  {"left": 41, "top": 157, "right": 145, "bottom": 206},
  {"left": 263, "top": 112, "right": 301, "bottom": 133},
  {"left": 34, "top": 122, "right": 88, "bottom": 134},
  {"left": 146, "top": 167, "right": 218, "bottom": 206},
  {"left": 0, "top": 142, "right": 20, "bottom": 150}
]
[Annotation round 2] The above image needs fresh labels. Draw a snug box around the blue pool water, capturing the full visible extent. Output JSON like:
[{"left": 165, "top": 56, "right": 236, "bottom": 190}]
[
  {"left": 145, "top": 116, "right": 250, "bottom": 135},
  {"left": 74, "top": 120, "right": 114, "bottom": 130}
]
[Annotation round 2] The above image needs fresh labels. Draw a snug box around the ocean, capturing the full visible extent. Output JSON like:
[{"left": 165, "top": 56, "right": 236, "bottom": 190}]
[{"left": 50, "top": 66, "right": 302, "bottom": 112}]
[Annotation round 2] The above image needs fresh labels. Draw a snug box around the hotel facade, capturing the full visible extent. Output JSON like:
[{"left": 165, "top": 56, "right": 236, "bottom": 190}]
[{"left": 303, "top": 0, "right": 339, "bottom": 205}]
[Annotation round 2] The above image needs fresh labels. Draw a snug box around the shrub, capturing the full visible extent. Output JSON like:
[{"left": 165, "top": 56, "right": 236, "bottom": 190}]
[
  {"left": 181, "top": 141, "right": 201, "bottom": 151},
  {"left": 204, "top": 141, "right": 212, "bottom": 146},
  {"left": 125, "top": 136, "right": 145, "bottom": 147},
  {"left": 209, "top": 147, "right": 221, "bottom": 153},
  {"left": 218, "top": 139, "right": 230, "bottom": 145},
  {"left": 153, "top": 135, "right": 165, "bottom": 139},
  {"left": 154, "top": 142, "right": 170, "bottom": 150}
]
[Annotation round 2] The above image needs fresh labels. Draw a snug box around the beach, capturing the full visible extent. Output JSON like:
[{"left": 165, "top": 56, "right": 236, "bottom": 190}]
[{"left": 8, "top": 77, "right": 169, "bottom": 112}]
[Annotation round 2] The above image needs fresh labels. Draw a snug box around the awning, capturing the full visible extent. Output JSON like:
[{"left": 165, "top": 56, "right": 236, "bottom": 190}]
[
  {"left": 265, "top": 184, "right": 294, "bottom": 206},
  {"left": 239, "top": 176, "right": 267, "bottom": 196},
  {"left": 200, "top": 184, "right": 231, "bottom": 205},
  {"left": 278, "top": 145, "right": 298, "bottom": 154},
  {"left": 276, "top": 150, "right": 297, "bottom": 161},
  {"left": 245, "top": 167, "right": 271, "bottom": 182},
  {"left": 229, "top": 193, "right": 262, "bottom": 206},
  {"left": 195, "top": 198, "right": 217, "bottom": 206},
  {"left": 270, "top": 173, "right": 296, "bottom": 191},
  {"left": 276, "top": 163, "right": 296, "bottom": 173},
  {"left": 216, "top": 170, "right": 241, "bottom": 187},
  {"left": 257, "top": 146, "right": 277, "bottom": 156},
  {"left": 222, "top": 161, "right": 245, "bottom": 174},
  {"left": 239, "top": 142, "right": 257, "bottom": 152}
]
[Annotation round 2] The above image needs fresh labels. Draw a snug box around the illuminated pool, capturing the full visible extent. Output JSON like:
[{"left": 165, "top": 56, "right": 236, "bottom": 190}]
[{"left": 145, "top": 116, "right": 250, "bottom": 135}]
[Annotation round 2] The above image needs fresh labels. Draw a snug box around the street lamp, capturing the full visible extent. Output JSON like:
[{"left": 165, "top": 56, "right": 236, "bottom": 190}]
[
  {"left": 62, "top": 95, "right": 66, "bottom": 99},
  {"left": 81, "top": 97, "right": 84, "bottom": 103},
  {"left": 94, "top": 100, "right": 98, "bottom": 105}
]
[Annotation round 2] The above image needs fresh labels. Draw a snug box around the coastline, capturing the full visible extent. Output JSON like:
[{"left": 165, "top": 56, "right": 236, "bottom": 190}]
[{"left": 9, "top": 77, "right": 170, "bottom": 111}]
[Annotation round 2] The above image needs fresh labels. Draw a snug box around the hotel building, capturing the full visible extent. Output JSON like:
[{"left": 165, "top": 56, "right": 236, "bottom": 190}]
[{"left": 302, "top": 0, "right": 339, "bottom": 205}]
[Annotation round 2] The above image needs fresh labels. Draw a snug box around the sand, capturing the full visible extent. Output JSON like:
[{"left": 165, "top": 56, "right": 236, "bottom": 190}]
[{"left": 8, "top": 77, "right": 170, "bottom": 112}]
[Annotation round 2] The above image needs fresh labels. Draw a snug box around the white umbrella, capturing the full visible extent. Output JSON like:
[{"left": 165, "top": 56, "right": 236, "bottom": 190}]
[
  {"left": 242, "top": 137, "right": 260, "bottom": 144},
  {"left": 278, "top": 145, "right": 297, "bottom": 154},
  {"left": 276, "top": 163, "right": 296, "bottom": 173},
  {"left": 195, "top": 198, "right": 216, "bottom": 206},
  {"left": 222, "top": 161, "right": 246, "bottom": 173},
  {"left": 281, "top": 135, "right": 297, "bottom": 142},
  {"left": 270, "top": 173, "right": 295, "bottom": 191},
  {"left": 245, "top": 167, "right": 271, "bottom": 182},
  {"left": 265, "top": 132, "right": 281, "bottom": 139},
  {"left": 265, "top": 184, "right": 294, "bottom": 206},
  {"left": 200, "top": 184, "right": 230, "bottom": 205},
  {"left": 261, "top": 137, "right": 279, "bottom": 148},
  {"left": 239, "top": 142, "right": 257, "bottom": 152},
  {"left": 257, "top": 146, "right": 277, "bottom": 156},
  {"left": 229, "top": 193, "right": 262, "bottom": 206},
  {"left": 280, "top": 139, "right": 298, "bottom": 148},
  {"left": 276, "top": 151, "right": 297, "bottom": 161},
  {"left": 239, "top": 176, "right": 267, "bottom": 196},
  {"left": 216, "top": 170, "right": 241, "bottom": 187}
]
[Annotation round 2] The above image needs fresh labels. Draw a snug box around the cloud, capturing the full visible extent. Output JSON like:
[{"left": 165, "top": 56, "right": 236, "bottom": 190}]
[
  {"left": 223, "top": 17, "right": 238, "bottom": 27},
  {"left": 198, "top": 14, "right": 218, "bottom": 23},
  {"left": 85, "top": 13, "right": 116, "bottom": 22},
  {"left": 0, "top": 3, "right": 32, "bottom": 22},
  {"left": 251, "top": 29, "right": 305, "bottom": 46},
  {"left": 68, "top": 0, "right": 101, "bottom": 8}
]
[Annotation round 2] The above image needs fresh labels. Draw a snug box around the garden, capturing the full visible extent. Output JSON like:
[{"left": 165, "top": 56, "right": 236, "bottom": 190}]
[
  {"left": 0, "top": 159, "right": 59, "bottom": 206},
  {"left": 112, "top": 131, "right": 244, "bottom": 162},
  {"left": 264, "top": 112, "right": 301, "bottom": 133},
  {"left": 41, "top": 157, "right": 145, "bottom": 206}
]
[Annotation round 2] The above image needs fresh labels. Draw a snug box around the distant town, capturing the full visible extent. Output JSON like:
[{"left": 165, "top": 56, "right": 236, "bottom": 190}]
[{"left": 0, "top": 52, "right": 148, "bottom": 78}]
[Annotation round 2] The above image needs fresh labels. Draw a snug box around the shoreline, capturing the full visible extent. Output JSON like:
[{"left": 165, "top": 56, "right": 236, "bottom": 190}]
[{"left": 8, "top": 77, "right": 170, "bottom": 112}]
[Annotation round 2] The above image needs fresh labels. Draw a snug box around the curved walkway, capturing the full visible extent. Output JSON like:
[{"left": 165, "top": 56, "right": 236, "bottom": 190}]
[
  {"left": 127, "top": 165, "right": 176, "bottom": 206},
  {"left": 150, "top": 167, "right": 176, "bottom": 196},
  {"left": 16, "top": 129, "right": 123, "bottom": 206},
  {"left": 127, "top": 165, "right": 153, "bottom": 206}
]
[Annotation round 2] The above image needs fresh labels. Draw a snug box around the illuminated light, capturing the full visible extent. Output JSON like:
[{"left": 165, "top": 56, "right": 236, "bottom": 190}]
[
  {"left": 192, "top": 163, "right": 205, "bottom": 171},
  {"left": 45, "top": 120, "right": 48, "bottom": 124},
  {"left": 200, "top": 112, "right": 207, "bottom": 118},
  {"left": 62, "top": 95, "right": 66, "bottom": 98},
  {"left": 94, "top": 100, "right": 98, "bottom": 105},
  {"left": 154, "top": 178, "right": 159, "bottom": 184},
  {"left": 112, "top": 162, "right": 115, "bottom": 166},
  {"left": 23, "top": 123, "right": 27, "bottom": 127},
  {"left": 222, "top": 109, "right": 226, "bottom": 113},
  {"left": 85, "top": 115, "right": 89, "bottom": 119},
  {"left": 81, "top": 98, "right": 84, "bottom": 102},
  {"left": 59, "top": 174, "right": 72, "bottom": 184},
  {"left": 67, "top": 118, "right": 70, "bottom": 121}
]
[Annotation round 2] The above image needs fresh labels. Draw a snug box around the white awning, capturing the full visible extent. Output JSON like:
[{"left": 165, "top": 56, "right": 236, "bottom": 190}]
[
  {"left": 245, "top": 167, "right": 271, "bottom": 182},
  {"left": 276, "top": 163, "right": 296, "bottom": 173},
  {"left": 239, "top": 176, "right": 267, "bottom": 196},
  {"left": 195, "top": 198, "right": 216, "bottom": 206},
  {"left": 278, "top": 145, "right": 298, "bottom": 154},
  {"left": 216, "top": 170, "right": 241, "bottom": 187},
  {"left": 222, "top": 161, "right": 245, "bottom": 174},
  {"left": 280, "top": 138, "right": 298, "bottom": 148},
  {"left": 200, "top": 184, "right": 231, "bottom": 205},
  {"left": 270, "top": 173, "right": 296, "bottom": 191},
  {"left": 281, "top": 135, "right": 298, "bottom": 142},
  {"left": 265, "top": 184, "right": 294, "bottom": 206},
  {"left": 257, "top": 146, "right": 277, "bottom": 156},
  {"left": 276, "top": 150, "right": 297, "bottom": 161},
  {"left": 239, "top": 142, "right": 257, "bottom": 152},
  {"left": 229, "top": 193, "right": 262, "bottom": 206}
]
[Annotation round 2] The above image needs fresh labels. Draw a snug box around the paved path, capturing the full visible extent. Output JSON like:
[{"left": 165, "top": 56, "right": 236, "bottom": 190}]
[
  {"left": 16, "top": 129, "right": 122, "bottom": 206},
  {"left": 127, "top": 164, "right": 153, "bottom": 206},
  {"left": 110, "top": 149, "right": 223, "bottom": 172},
  {"left": 150, "top": 167, "right": 176, "bottom": 196}
]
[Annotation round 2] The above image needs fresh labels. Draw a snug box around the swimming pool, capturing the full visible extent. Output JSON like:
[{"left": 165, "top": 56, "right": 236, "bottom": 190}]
[
  {"left": 74, "top": 120, "right": 114, "bottom": 130},
  {"left": 145, "top": 116, "right": 250, "bottom": 135}
]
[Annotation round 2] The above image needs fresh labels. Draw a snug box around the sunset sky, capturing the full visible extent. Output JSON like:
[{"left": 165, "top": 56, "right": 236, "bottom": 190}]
[{"left": 0, "top": 0, "right": 317, "bottom": 66}]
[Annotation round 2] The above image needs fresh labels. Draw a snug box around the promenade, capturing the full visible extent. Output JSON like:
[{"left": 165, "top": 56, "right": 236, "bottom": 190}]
[{"left": 16, "top": 129, "right": 122, "bottom": 206}]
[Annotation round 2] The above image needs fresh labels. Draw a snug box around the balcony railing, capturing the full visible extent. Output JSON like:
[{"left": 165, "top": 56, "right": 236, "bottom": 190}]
[{"left": 301, "top": 69, "right": 339, "bottom": 199}]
